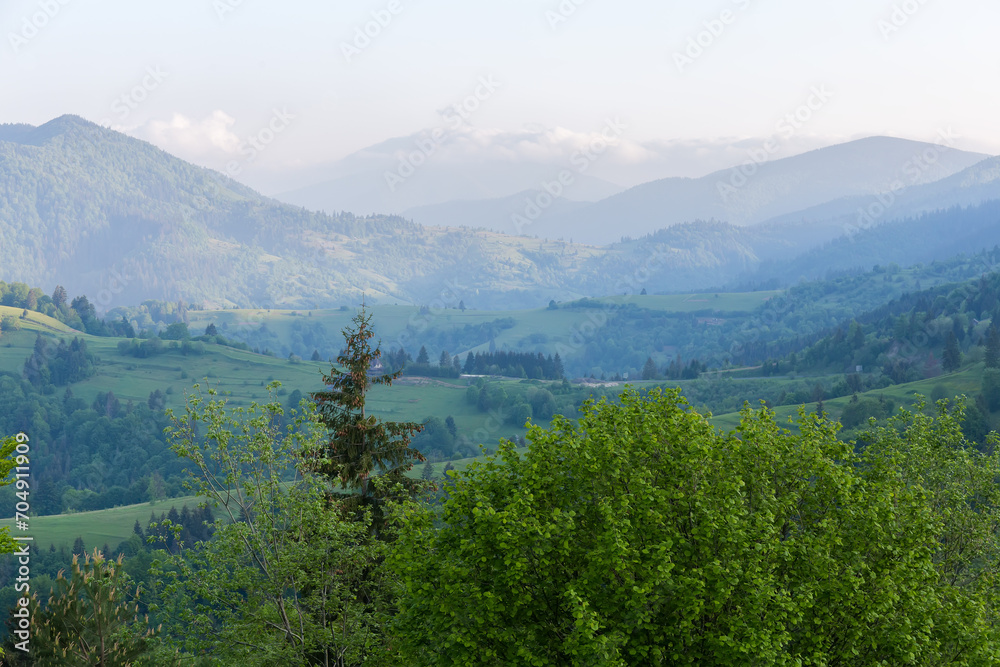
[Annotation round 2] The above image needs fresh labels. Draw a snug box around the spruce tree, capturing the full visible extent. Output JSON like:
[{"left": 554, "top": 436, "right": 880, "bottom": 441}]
[
  {"left": 943, "top": 331, "right": 961, "bottom": 372},
  {"left": 641, "top": 356, "right": 658, "bottom": 380},
  {"left": 309, "top": 307, "right": 425, "bottom": 530},
  {"left": 986, "top": 325, "right": 1000, "bottom": 369}
]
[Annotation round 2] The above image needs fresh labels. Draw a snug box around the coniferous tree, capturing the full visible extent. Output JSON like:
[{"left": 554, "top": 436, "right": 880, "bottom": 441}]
[
  {"left": 641, "top": 356, "right": 658, "bottom": 380},
  {"left": 21, "top": 550, "right": 157, "bottom": 664},
  {"left": 986, "top": 325, "right": 1000, "bottom": 369},
  {"left": 943, "top": 331, "right": 961, "bottom": 372},
  {"left": 309, "top": 306, "right": 425, "bottom": 530},
  {"left": 51, "top": 285, "right": 68, "bottom": 310}
]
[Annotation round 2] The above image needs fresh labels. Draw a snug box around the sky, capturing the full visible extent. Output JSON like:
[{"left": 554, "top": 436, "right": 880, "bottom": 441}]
[{"left": 3, "top": 0, "right": 999, "bottom": 193}]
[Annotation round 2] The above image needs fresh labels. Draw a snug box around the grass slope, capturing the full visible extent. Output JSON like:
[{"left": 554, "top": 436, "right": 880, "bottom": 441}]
[{"left": 0, "top": 493, "right": 211, "bottom": 552}]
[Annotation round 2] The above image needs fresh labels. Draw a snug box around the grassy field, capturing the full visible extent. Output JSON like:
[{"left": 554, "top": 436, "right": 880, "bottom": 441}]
[
  {"left": 0, "top": 305, "right": 75, "bottom": 335},
  {"left": 0, "top": 493, "right": 212, "bottom": 551}
]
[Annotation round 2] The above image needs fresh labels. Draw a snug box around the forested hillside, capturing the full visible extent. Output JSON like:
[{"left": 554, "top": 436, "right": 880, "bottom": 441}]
[{"left": 5, "top": 116, "right": 1000, "bottom": 314}]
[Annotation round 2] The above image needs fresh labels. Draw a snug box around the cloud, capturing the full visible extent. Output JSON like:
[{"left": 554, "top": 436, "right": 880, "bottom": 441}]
[
  {"left": 348, "top": 122, "right": 841, "bottom": 186},
  {"left": 134, "top": 111, "right": 242, "bottom": 163}
]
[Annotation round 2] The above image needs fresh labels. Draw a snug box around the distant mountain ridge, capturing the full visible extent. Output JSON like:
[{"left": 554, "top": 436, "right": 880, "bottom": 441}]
[
  {"left": 1, "top": 116, "right": 999, "bottom": 311},
  {"left": 541, "top": 136, "right": 989, "bottom": 244},
  {"left": 274, "top": 130, "right": 625, "bottom": 217},
  {"left": 0, "top": 116, "right": 764, "bottom": 308}
]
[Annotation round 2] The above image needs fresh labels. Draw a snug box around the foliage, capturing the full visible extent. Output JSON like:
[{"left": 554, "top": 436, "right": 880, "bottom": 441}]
[
  {"left": 21, "top": 549, "right": 157, "bottom": 666},
  {"left": 307, "top": 307, "right": 425, "bottom": 529},
  {"left": 460, "top": 350, "right": 564, "bottom": 379},
  {"left": 392, "top": 388, "right": 1000, "bottom": 665},
  {"left": 155, "top": 383, "right": 398, "bottom": 664},
  {"left": 23, "top": 335, "right": 96, "bottom": 388},
  {"left": 0, "top": 373, "right": 177, "bottom": 517},
  {"left": 0, "top": 436, "right": 21, "bottom": 555}
]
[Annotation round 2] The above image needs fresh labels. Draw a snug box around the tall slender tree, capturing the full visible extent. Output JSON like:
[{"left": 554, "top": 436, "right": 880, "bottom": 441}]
[
  {"left": 986, "top": 324, "right": 1000, "bottom": 369},
  {"left": 308, "top": 306, "right": 425, "bottom": 529},
  {"left": 943, "top": 331, "right": 961, "bottom": 372}
]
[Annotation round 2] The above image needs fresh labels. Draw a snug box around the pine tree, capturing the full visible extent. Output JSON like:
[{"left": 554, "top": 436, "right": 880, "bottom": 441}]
[
  {"left": 943, "top": 331, "right": 961, "bottom": 372},
  {"left": 553, "top": 353, "right": 565, "bottom": 379},
  {"left": 51, "top": 285, "right": 68, "bottom": 310},
  {"left": 308, "top": 307, "right": 425, "bottom": 531},
  {"left": 417, "top": 346, "right": 430, "bottom": 364},
  {"left": 986, "top": 325, "right": 1000, "bottom": 369},
  {"left": 641, "top": 357, "right": 658, "bottom": 380},
  {"left": 22, "top": 334, "right": 50, "bottom": 388}
]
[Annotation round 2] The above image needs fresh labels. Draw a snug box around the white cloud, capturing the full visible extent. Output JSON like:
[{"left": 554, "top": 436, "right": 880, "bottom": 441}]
[
  {"left": 134, "top": 111, "right": 242, "bottom": 163},
  {"left": 361, "top": 124, "right": 844, "bottom": 186}
]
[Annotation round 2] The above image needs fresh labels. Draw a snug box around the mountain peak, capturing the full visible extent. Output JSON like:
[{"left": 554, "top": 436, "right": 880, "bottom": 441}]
[{"left": 0, "top": 114, "right": 104, "bottom": 146}]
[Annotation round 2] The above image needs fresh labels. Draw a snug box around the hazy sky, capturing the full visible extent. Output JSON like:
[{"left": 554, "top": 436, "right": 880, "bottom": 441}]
[{"left": 3, "top": 0, "right": 999, "bottom": 192}]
